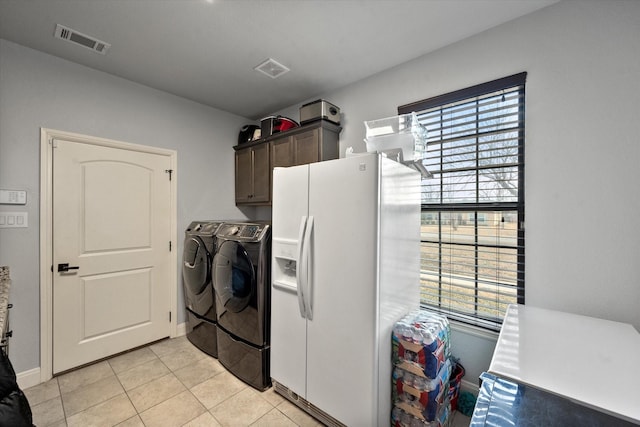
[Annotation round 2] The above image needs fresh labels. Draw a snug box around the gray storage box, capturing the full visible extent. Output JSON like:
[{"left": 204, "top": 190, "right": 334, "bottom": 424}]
[{"left": 300, "top": 99, "right": 340, "bottom": 125}]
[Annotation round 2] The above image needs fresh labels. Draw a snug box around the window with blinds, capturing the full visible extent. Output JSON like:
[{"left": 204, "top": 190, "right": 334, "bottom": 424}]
[{"left": 399, "top": 73, "right": 526, "bottom": 331}]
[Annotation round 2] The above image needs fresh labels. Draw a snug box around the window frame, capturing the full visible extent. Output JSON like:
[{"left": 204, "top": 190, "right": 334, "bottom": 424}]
[{"left": 399, "top": 72, "right": 526, "bottom": 331}]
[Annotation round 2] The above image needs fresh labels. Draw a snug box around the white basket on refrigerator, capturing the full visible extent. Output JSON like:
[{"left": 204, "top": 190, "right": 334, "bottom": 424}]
[{"left": 364, "top": 112, "right": 431, "bottom": 177}]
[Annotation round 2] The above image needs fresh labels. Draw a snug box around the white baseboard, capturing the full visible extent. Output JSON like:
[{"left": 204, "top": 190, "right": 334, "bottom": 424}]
[
  {"left": 176, "top": 321, "right": 186, "bottom": 337},
  {"left": 460, "top": 378, "right": 479, "bottom": 396},
  {"left": 16, "top": 367, "right": 41, "bottom": 390}
]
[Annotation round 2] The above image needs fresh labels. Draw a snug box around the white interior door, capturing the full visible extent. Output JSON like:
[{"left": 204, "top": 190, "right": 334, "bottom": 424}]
[{"left": 52, "top": 138, "right": 172, "bottom": 373}]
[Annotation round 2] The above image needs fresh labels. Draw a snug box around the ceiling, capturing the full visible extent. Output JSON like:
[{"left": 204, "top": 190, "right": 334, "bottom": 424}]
[{"left": 0, "top": 0, "right": 558, "bottom": 119}]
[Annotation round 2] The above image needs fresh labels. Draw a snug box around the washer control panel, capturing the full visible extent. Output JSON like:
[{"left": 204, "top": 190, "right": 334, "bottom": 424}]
[{"left": 186, "top": 221, "right": 225, "bottom": 235}]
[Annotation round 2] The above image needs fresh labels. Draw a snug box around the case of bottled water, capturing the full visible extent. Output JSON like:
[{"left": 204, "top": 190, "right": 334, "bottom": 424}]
[{"left": 391, "top": 310, "right": 453, "bottom": 425}]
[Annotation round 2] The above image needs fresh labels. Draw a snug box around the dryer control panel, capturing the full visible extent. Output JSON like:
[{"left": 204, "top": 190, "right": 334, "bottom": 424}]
[
  {"left": 240, "top": 224, "right": 260, "bottom": 238},
  {"left": 217, "top": 222, "right": 270, "bottom": 242}
]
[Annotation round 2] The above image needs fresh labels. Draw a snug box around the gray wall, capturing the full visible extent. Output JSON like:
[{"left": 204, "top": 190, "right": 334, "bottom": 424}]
[
  {"left": 275, "top": 0, "right": 640, "bottom": 384},
  {"left": 0, "top": 39, "right": 252, "bottom": 373}
]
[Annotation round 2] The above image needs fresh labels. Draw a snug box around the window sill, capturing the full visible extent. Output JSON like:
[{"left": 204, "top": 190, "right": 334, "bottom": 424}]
[{"left": 449, "top": 318, "right": 500, "bottom": 341}]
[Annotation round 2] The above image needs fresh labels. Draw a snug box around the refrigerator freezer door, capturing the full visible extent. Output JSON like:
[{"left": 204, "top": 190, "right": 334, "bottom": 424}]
[
  {"left": 271, "top": 165, "right": 310, "bottom": 398},
  {"left": 272, "top": 166, "right": 310, "bottom": 241}
]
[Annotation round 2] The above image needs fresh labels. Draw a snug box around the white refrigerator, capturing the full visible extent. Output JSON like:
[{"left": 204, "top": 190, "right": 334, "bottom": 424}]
[{"left": 270, "top": 153, "right": 420, "bottom": 426}]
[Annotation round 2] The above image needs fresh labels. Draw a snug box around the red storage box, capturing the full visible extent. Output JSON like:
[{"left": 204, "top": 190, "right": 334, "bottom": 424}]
[{"left": 448, "top": 362, "right": 465, "bottom": 412}]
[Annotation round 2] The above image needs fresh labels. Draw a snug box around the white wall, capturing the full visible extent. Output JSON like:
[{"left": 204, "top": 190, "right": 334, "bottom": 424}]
[
  {"left": 0, "top": 39, "right": 252, "bottom": 373},
  {"left": 276, "top": 0, "right": 640, "bottom": 384}
]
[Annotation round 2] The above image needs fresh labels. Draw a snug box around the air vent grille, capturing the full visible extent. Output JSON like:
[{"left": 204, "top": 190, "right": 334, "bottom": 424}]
[
  {"left": 54, "top": 24, "right": 110, "bottom": 55},
  {"left": 60, "top": 27, "right": 71, "bottom": 39},
  {"left": 254, "top": 58, "right": 290, "bottom": 79}
]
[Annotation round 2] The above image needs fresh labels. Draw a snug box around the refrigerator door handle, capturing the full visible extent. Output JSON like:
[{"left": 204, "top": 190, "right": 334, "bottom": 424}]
[
  {"left": 296, "top": 216, "right": 308, "bottom": 318},
  {"left": 303, "top": 216, "right": 314, "bottom": 320}
]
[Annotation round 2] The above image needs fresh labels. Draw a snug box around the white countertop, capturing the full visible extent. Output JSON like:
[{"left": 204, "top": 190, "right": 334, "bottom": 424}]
[{"left": 489, "top": 304, "right": 640, "bottom": 424}]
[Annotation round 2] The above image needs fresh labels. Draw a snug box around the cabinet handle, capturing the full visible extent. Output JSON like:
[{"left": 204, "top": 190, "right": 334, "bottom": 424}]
[{"left": 248, "top": 194, "right": 253, "bottom": 198}]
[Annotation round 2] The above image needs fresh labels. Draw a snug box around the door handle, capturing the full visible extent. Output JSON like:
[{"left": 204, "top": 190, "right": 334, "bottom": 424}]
[
  {"left": 303, "top": 216, "right": 314, "bottom": 321},
  {"left": 57, "top": 263, "right": 79, "bottom": 272},
  {"left": 296, "top": 216, "right": 308, "bottom": 319}
]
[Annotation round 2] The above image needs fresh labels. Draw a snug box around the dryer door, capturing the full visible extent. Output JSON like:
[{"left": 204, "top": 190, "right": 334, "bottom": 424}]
[
  {"left": 182, "top": 235, "right": 215, "bottom": 320},
  {"left": 213, "top": 240, "right": 254, "bottom": 316}
]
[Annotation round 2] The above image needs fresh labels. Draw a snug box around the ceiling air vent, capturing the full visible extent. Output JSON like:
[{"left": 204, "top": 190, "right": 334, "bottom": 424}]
[
  {"left": 54, "top": 24, "right": 110, "bottom": 55},
  {"left": 254, "top": 58, "right": 290, "bottom": 79}
]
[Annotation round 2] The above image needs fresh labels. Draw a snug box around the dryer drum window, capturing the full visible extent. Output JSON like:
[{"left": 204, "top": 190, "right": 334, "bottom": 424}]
[
  {"left": 215, "top": 241, "right": 254, "bottom": 313},
  {"left": 183, "top": 237, "right": 211, "bottom": 293}
]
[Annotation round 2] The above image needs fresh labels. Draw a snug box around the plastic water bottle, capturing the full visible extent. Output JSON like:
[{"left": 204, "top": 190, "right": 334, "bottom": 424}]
[
  {"left": 403, "top": 371, "right": 414, "bottom": 387},
  {"left": 393, "top": 367, "right": 404, "bottom": 382},
  {"left": 391, "top": 406, "right": 402, "bottom": 425}
]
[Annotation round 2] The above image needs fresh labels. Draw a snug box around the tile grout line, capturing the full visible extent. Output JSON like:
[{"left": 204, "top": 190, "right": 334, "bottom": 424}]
[
  {"left": 106, "top": 355, "right": 143, "bottom": 427},
  {"left": 115, "top": 344, "right": 182, "bottom": 425},
  {"left": 32, "top": 337, "right": 322, "bottom": 427},
  {"left": 113, "top": 342, "right": 232, "bottom": 426},
  {"left": 60, "top": 346, "right": 166, "bottom": 426},
  {"left": 157, "top": 348, "right": 226, "bottom": 425},
  {"left": 56, "top": 376, "right": 68, "bottom": 426}
]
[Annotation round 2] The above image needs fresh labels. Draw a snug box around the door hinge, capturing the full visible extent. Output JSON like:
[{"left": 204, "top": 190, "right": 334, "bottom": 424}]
[
  {"left": 169, "top": 241, "right": 172, "bottom": 252},
  {"left": 165, "top": 169, "right": 173, "bottom": 181},
  {"left": 169, "top": 312, "right": 172, "bottom": 322}
]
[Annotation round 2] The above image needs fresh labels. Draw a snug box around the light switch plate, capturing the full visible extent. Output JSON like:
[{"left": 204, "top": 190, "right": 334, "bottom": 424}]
[
  {"left": 0, "top": 212, "right": 28, "bottom": 228},
  {"left": 0, "top": 189, "right": 27, "bottom": 205}
]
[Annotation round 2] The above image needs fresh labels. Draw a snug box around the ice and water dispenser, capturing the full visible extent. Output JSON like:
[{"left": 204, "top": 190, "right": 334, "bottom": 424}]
[{"left": 272, "top": 239, "right": 299, "bottom": 295}]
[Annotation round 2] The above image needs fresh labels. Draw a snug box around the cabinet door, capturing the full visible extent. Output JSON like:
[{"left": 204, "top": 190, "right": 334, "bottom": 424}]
[
  {"left": 294, "top": 129, "right": 320, "bottom": 166},
  {"left": 251, "top": 143, "right": 271, "bottom": 203},
  {"left": 271, "top": 136, "right": 294, "bottom": 168},
  {"left": 235, "top": 122, "right": 340, "bottom": 205},
  {"left": 235, "top": 147, "right": 253, "bottom": 203}
]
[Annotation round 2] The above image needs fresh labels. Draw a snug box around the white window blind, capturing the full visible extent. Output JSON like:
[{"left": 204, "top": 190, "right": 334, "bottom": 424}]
[{"left": 399, "top": 73, "right": 526, "bottom": 331}]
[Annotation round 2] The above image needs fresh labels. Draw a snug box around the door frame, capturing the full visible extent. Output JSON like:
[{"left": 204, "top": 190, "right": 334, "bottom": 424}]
[{"left": 39, "top": 128, "right": 178, "bottom": 383}]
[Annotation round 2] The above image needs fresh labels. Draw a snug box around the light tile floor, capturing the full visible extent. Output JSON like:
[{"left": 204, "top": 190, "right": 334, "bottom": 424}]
[{"left": 25, "top": 336, "right": 471, "bottom": 427}]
